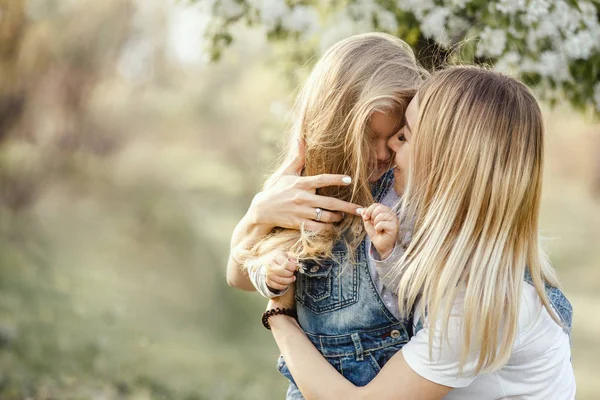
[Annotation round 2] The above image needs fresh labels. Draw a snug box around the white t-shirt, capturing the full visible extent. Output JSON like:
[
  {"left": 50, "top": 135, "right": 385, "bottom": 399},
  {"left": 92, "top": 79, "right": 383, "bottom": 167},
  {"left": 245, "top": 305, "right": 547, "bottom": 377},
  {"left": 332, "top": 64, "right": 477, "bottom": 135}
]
[{"left": 401, "top": 283, "right": 576, "bottom": 399}]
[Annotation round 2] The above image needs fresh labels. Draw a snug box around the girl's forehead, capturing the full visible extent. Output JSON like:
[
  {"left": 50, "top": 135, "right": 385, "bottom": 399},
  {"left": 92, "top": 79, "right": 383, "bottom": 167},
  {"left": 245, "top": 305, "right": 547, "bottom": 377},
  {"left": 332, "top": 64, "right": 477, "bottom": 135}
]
[{"left": 370, "top": 111, "right": 402, "bottom": 137}]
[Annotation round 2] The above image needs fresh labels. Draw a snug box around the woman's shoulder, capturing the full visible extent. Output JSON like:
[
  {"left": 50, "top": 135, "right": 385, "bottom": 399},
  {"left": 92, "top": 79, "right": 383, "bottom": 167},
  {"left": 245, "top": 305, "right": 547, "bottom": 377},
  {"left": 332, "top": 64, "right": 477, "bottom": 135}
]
[
  {"left": 514, "top": 282, "right": 568, "bottom": 351},
  {"left": 410, "top": 283, "right": 565, "bottom": 343}
]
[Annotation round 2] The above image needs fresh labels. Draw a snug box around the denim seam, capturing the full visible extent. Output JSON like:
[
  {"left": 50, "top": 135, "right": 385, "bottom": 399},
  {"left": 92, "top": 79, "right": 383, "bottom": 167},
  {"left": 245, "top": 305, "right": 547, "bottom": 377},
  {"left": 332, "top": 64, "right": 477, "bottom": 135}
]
[
  {"left": 367, "top": 352, "right": 382, "bottom": 373},
  {"left": 317, "top": 340, "right": 409, "bottom": 358},
  {"left": 303, "top": 321, "right": 406, "bottom": 337}
]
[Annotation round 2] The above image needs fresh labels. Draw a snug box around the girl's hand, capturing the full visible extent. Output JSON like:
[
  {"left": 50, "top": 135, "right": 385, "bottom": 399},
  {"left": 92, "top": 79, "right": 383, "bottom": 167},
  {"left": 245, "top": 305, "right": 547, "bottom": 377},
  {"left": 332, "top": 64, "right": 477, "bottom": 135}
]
[
  {"left": 267, "top": 282, "right": 296, "bottom": 311},
  {"left": 248, "top": 140, "right": 363, "bottom": 233},
  {"left": 264, "top": 251, "right": 299, "bottom": 292},
  {"left": 360, "top": 203, "right": 399, "bottom": 259}
]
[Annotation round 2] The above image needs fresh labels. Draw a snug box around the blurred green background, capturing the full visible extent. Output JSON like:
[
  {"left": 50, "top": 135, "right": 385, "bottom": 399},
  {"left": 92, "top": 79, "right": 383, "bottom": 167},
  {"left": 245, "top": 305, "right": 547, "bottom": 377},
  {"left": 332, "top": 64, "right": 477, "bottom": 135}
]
[{"left": 0, "top": 1, "right": 599, "bottom": 399}]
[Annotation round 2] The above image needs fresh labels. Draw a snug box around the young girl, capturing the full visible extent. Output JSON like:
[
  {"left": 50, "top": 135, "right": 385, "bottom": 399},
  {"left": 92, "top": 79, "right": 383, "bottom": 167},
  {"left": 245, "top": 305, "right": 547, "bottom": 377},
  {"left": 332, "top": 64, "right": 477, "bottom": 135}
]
[
  {"left": 227, "top": 32, "right": 427, "bottom": 398},
  {"left": 265, "top": 66, "right": 575, "bottom": 400}
]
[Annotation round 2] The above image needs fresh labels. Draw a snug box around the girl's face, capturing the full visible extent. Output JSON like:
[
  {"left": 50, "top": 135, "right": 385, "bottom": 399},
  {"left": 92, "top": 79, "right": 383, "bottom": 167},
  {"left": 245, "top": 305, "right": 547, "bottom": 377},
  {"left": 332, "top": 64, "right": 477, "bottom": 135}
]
[
  {"left": 368, "top": 111, "right": 402, "bottom": 182},
  {"left": 387, "top": 96, "right": 418, "bottom": 195}
]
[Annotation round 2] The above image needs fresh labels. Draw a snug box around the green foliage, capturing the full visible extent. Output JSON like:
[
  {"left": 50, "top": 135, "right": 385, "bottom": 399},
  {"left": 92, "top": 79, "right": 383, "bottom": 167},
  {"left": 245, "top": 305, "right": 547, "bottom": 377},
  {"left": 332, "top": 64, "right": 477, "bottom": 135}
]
[{"left": 203, "top": 0, "right": 600, "bottom": 114}]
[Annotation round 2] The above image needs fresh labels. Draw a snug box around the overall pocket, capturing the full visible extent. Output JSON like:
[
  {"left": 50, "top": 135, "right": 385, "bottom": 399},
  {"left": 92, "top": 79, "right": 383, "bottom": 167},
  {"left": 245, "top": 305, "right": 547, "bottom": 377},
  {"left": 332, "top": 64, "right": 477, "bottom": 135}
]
[{"left": 295, "top": 251, "right": 358, "bottom": 314}]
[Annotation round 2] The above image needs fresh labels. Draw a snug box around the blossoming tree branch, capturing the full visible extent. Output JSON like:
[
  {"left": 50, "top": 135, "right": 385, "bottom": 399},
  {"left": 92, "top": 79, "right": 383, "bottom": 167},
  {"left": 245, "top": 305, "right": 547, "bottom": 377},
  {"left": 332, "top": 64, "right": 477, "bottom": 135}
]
[{"left": 204, "top": 0, "right": 600, "bottom": 113}]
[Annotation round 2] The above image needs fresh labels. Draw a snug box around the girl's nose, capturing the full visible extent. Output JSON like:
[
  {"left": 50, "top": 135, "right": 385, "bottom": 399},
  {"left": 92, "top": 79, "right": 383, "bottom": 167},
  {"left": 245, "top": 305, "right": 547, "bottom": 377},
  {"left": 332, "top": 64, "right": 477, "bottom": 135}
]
[
  {"left": 375, "top": 143, "right": 390, "bottom": 162},
  {"left": 387, "top": 134, "right": 399, "bottom": 152}
]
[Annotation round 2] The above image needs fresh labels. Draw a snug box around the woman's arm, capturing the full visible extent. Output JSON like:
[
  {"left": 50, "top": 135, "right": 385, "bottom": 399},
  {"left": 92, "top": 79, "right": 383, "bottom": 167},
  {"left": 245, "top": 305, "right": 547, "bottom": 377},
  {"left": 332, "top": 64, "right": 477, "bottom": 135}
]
[
  {"left": 266, "top": 288, "right": 452, "bottom": 400},
  {"left": 226, "top": 149, "right": 363, "bottom": 290}
]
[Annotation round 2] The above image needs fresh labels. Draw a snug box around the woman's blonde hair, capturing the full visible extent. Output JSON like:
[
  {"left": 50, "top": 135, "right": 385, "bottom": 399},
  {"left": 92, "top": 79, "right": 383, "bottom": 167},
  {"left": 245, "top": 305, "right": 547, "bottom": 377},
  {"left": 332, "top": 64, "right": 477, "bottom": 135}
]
[
  {"left": 245, "top": 32, "right": 427, "bottom": 267},
  {"left": 394, "top": 66, "right": 562, "bottom": 374}
]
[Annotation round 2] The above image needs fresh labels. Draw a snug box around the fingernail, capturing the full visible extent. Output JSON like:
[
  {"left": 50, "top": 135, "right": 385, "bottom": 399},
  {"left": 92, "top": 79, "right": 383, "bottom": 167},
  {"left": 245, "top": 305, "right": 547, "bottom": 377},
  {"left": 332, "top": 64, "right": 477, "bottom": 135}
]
[
  {"left": 342, "top": 176, "right": 352, "bottom": 184},
  {"left": 356, "top": 208, "right": 364, "bottom": 215}
]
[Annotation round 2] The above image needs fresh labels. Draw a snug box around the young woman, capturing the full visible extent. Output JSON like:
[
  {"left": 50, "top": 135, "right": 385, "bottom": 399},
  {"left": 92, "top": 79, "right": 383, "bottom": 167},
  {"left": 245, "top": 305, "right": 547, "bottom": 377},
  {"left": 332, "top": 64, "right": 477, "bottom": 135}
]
[
  {"left": 265, "top": 66, "right": 576, "bottom": 399},
  {"left": 227, "top": 33, "right": 428, "bottom": 398}
]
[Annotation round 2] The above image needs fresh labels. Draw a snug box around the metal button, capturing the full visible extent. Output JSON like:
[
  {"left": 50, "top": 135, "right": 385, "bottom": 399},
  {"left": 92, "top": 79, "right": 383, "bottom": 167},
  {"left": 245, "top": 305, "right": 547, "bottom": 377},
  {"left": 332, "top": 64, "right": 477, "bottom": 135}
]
[
  {"left": 390, "top": 329, "right": 401, "bottom": 339},
  {"left": 310, "top": 266, "right": 319, "bottom": 273}
]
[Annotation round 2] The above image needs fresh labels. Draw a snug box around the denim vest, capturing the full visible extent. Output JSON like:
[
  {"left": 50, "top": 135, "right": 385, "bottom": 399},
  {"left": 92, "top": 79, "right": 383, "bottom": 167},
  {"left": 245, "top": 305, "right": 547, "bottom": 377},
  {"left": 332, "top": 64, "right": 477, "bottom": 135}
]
[{"left": 277, "top": 170, "right": 411, "bottom": 399}]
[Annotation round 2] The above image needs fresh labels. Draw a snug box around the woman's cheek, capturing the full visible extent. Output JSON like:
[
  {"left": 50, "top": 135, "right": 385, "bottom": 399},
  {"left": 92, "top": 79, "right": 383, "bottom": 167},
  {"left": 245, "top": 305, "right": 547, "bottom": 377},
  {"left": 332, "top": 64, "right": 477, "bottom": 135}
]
[{"left": 394, "top": 147, "right": 407, "bottom": 170}]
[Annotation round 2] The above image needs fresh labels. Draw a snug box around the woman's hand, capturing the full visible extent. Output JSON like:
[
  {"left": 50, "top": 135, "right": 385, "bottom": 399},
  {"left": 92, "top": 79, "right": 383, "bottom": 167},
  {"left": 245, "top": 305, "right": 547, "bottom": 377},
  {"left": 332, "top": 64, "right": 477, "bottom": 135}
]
[
  {"left": 248, "top": 140, "right": 364, "bottom": 233},
  {"left": 227, "top": 139, "right": 363, "bottom": 290}
]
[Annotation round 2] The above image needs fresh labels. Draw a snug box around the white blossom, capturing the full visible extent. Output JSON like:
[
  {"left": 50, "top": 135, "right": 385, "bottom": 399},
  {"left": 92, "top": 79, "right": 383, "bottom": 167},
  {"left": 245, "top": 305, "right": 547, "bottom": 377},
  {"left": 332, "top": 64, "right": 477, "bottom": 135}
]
[
  {"left": 520, "top": 57, "right": 540, "bottom": 74},
  {"left": 218, "top": 0, "right": 244, "bottom": 19},
  {"left": 477, "top": 27, "right": 507, "bottom": 57},
  {"left": 564, "top": 30, "right": 596, "bottom": 60},
  {"left": 254, "top": 0, "right": 288, "bottom": 30},
  {"left": 594, "top": 82, "right": 600, "bottom": 111},
  {"left": 319, "top": 11, "right": 374, "bottom": 53},
  {"left": 349, "top": 0, "right": 377, "bottom": 17},
  {"left": 376, "top": 9, "right": 399, "bottom": 32},
  {"left": 537, "top": 18, "right": 561, "bottom": 38},
  {"left": 449, "top": 0, "right": 471, "bottom": 8},
  {"left": 421, "top": 7, "right": 451, "bottom": 45},
  {"left": 446, "top": 14, "right": 469, "bottom": 38},
  {"left": 282, "top": 6, "right": 319, "bottom": 36},
  {"left": 495, "top": 0, "right": 526, "bottom": 15},
  {"left": 494, "top": 51, "right": 521, "bottom": 74},
  {"left": 526, "top": 18, "right": 560, "bottom": 52},
  {"left": 522, "top": 0, "right": 551, "bottom": 24},
  {"left": 549, "top": 0, "right": 582, "bottom": 34},
  {"left": 508, "top": 25, "right": 524, "bottom": 39},
  {"left": 398, "top": 0, "right": 435, "bottom": 20},
  {"left": 579, "top": 1, "right": 600, "bottom": 30},
  {"left": 537, "top": 51, "right": 571, "bottom": 82},
  {"left": 350, "top": 0, "right": 398, "bottom": 32}
]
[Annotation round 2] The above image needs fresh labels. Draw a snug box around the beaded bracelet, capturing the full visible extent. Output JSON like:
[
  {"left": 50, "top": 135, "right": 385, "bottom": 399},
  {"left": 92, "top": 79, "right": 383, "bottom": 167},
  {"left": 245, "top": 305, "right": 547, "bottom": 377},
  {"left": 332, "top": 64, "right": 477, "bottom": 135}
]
[{"left": 262, "top": 307, "right": 297, "bottom": 330}]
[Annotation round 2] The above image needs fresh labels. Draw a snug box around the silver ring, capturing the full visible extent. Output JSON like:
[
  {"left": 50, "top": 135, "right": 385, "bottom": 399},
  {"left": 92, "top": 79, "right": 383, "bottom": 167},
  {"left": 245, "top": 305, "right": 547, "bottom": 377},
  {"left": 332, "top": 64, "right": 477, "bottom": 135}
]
[{"left": 315, "top": 207, "right": 323, "bottom": 222}]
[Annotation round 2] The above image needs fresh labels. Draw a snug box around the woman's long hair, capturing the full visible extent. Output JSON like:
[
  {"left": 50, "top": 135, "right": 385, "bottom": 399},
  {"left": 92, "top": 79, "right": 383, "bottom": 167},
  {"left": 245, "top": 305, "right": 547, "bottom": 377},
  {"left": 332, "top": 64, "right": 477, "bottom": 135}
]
[
  {"left": 394, "top": 66, "right": 562, "bottom": 374},
  {"left": 243, "top": 33, "right": 427, "bottom": 267}
]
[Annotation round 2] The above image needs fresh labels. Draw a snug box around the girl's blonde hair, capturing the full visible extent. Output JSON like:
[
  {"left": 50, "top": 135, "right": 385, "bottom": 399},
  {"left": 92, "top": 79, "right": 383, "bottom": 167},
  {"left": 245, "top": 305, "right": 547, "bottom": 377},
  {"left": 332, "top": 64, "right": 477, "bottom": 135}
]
[
  {"left": 245, "top": 32, "right": 427, "bottom": 267},
  {"left": 393, "top": 66, "right": 562, "bottom": 374}
]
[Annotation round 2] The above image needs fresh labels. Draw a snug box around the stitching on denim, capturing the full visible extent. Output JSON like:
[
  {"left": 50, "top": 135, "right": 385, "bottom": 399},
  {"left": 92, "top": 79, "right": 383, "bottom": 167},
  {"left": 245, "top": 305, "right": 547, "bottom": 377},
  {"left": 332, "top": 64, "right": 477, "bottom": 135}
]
[
  {"left": 367, "top": 352, "right": 382, "bottom": 373},
  {"left": 304, "top": 321, "right": 405, "bottom": 338},
  {"left": 320, "top": 340, "right": 409, "bottom": 358},
  {"left": 304, "top": 273, "right": 331, "bottom": 302},
  {"left": 296, "top": 253, "right": 359, "bottom": 313}
]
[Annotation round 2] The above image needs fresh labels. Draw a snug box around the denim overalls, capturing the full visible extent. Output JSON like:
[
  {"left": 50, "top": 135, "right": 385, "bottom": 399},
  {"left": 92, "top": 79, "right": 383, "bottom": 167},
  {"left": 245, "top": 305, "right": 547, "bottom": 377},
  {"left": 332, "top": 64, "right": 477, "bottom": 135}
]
[
  {"left": 524, "top": 269, "right": 573, "bottom": 339},
  {"left": 277, "top": 170, "right": 411, "bottom": 399}
]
